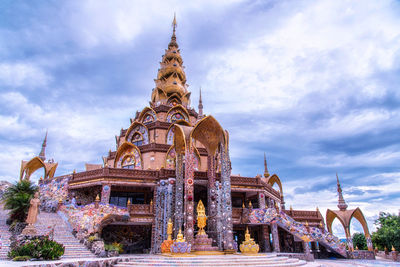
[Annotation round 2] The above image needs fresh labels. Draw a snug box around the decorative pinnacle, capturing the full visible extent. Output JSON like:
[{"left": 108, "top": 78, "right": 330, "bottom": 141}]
[
  {"left": 264, "top": 152, "right": 269, "bottom": 177},
  {"left": 169, "top": 13, "right": 178, "bottom": 48},
  {"left": 336, "top": 173, "right": 348, "bottom": 211},
  {"left": 172, "top": 12, "right": 177, "bottom": 34},
  {"left": 198, "top": 87, "right": 203, "bottom": 119},
  {"left": 38, "top": 130, "right": 47, "bottom": 161}
]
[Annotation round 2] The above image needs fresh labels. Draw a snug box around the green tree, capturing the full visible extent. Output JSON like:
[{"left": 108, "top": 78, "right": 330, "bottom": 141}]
[
  {"left": 1, "top": 180, "right": 38, "bottom": 222},
  {"left": 352, "top": 232, "right": 367, "bottom": 250},
  {"left": 372, "top": 212, "right": 400, "bottom": 251}
]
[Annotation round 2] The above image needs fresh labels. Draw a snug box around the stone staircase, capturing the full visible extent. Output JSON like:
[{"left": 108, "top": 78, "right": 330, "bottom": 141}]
[
  {"left": 0, "top": 205, "right": 11, "bottom": 260},
  {"left": 34, "top": 211, "right": 95, "bottom": 259},
  {"left": 113, "top": 254, "right": 317, "bottom": 267}
]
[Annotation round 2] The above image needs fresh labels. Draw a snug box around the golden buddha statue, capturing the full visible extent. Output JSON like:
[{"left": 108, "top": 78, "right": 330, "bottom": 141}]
[
  {"left": 176, "top": 229, "right": 186, "bottom": 242},
  {"left": 239, "top": 227, "right": 259, "bottom": 255},
  {"left": 197, "top": 200, "right": 207, "bottom": 236}
]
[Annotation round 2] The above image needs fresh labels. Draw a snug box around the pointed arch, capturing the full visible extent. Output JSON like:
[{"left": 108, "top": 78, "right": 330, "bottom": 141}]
[
  {"left": 125, "top": 121, "right": 149, "bottom": 146},
  {"left": 267, "top": 174, "right": 283, "bottom": 195},
  {"left": 166, "top": 104, "right": 190, "bottom": 123},
  {"left": 191, "top": 115, "right": 226, "bottom": 155},
  {"left": 326, "top": 209, "right": 347, "bottom": 235},
  {"left": 44, "top": 162, "right": 58, "bottom": 180},
  {"left": 114, "top": 142, "right": 142, "bottom": 169},
  {"left": 138, "top": 107, "right": 157, "bottom": 124},
  {"left": 167, "top": 93, "right": 182, "bottom": 106},
  {"left": 350, "top": 208, "right": 371, "bottom": 237},
  {"left": 182, "top": 92, "right": 191, "bottom": 105},
  {"left": 20, "top": 157, "right": 46, "bottom": 180},
  {"left": 165, "top": 120, "right": 191, "bottom": 145},
  {"left": 151, "top": 88, "right": 167, "bottom": 104}
]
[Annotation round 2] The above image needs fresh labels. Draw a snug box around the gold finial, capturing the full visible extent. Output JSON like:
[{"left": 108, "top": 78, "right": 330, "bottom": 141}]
[
  {"left": 392, "top": 245, "right": 396, "bottom": 252},
  {"left": 249, "top": 201, "right": 253, "bottom": 208},
  {"left": 305, "top": 221, "right": 309, "bottom": 227},
  {"left": 356, "top": 246, "right": 359, "bottom": 250},
  {"left": 127, "top": 199, "right": 131, "bottom": 205},
  {"left": 172, "top": 13, "right": 177, "bottom": 34},
  {"left": 73, "top": 169, "right": 76, "bottom": 174},
  {"left": 150, "top": 199, "right": 153, "bottom": 206},
  {"left": 242, "top": 202, "right": 245, "bottom": 208},
  {"left": 95, "top": 194, "right": 100, "bottom": 201},
  {"left": 176, "top": 229, "right": 185, "bottom": 242},
  {"left": 319, "top": 221, "right": 323, "bottom": 228},
  {"left": 196, "top": 200, "right": 207, "bottom": 236},
  {"left": 167, "top": 218, "right": 173, "bottom": 241}
]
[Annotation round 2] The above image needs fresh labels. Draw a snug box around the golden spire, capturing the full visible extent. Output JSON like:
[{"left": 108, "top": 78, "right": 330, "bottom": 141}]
[
  {"left": 95, "top": 194, "right": 100, "bottom": 201},
  {"left": 167, "top": 218, "right": 173, "bottom": 241},
  {"left": 392, "top": 245, "right": 396, "bottom": 252},
  {"left": 196, "top": 200, "right": 207, "bottom": 236},
  {"left": 172, "top": 12, "right": 177, "bottom": 34},
  {"left": 264, "top": 152, "right": 269, "bottom": 177}
]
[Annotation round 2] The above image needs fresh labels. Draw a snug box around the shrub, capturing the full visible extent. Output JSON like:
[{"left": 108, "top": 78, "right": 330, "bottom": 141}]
[
  {"left": 112, "top": 242, "right": 124, "bottom": 253},
  {"left": 8, "top": 235, "right": 65, "bottom": 260}
]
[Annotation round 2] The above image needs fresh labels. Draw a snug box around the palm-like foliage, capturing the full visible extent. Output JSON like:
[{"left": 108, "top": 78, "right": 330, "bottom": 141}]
[{"left": 1, "top": 180, "right": 38, "bottom": 222}]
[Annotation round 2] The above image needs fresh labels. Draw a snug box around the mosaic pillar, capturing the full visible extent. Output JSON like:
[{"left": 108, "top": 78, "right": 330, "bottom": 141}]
[
  {"left": 262, "top": 225, "right": 271, "bottom": 252},
  {"left": 215, "top": 180, "right": 224, "bottom": 250},
  {"left": 174, "top": 153, "right": 184, "bottom": 238},
  {"left": 345, "top": 227, "right": 354, "bottom": 251},
  {"left": 184, "top": 145, "right": 195, "bottom": 245},
  {"left": 220, "top": 143, "right": 234, "bottom": 251},
  {"left": 150, "top": 187, "right": 158, "bottom": 253},
  {"left": 100, "top": 184, "right": 111, "bottom": 204},
  {"left": 258, "top": 191, "right": 266, "bottom": 209},
  {"left": 366, "top": 234, "right": 373, "bottom": 251},
  {"left": 302, "top": 241, "right": 314, "bottom": 261},
  {"left": 207, "top": 155, "right": 218, "bottom": 243},
  {"left": 271, "top": 222, "right": 280, "bottom": 252}
]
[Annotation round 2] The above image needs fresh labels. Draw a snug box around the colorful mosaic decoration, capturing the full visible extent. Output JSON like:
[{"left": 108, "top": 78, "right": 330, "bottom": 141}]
[
  {"left": 166, "top": 111, "right": 188, "bottom": 123},
  {"left": 165, "top": 146, "right": 199, "bottom": 170},
  {"left": 61, "top": 203, "right": 129, "bottom": 236},
  {"left": 142, "top": 110, "right": 156, "bottom": 124},
  {"left": 126, "top": 124, "right": 149, "bottom": 145},
  {"left": 116, "top": 146, "right": 142, "bottom": 169},
  {"left": 39, "top": 176, "right": 69, "bottom": 202}
]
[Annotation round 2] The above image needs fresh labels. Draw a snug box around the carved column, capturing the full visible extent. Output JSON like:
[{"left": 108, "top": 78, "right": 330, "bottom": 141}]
[
  {"left": 220, "top": 143, "right": 234, "bottom": 251},
  {"left": 174, "top": 154, "right": 184, "bottom": 237},
  {"left": 100, "top": 184, "right": 111, "bottom": 204},
  {"left": 365, "top": 234, "right": 373, "bottom": 251},
  {"left": 271, "top": 222, "right": 280, "bottom": 252},
  {"left": 184, "top": 144, "right": 195, "bottom": 245},
  {"left": 258, "top": 191, "right": 266, "bottom": 209},
  {"left": 207, "top": 155, "right": 218, "bottom": 242},
  {"left": 302, "top": 241, "right": 314, "bottom": 261},
  {"left": 262, "top": 225, "right": 271, "bottom": 252},
  {"left": 345, "top": 227, "right": 354, "bottom": 251}
]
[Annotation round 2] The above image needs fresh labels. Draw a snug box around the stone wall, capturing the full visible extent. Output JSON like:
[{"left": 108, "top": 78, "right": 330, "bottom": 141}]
[{"left": 348, "top": 250, "right": 375, "bottom": 260}]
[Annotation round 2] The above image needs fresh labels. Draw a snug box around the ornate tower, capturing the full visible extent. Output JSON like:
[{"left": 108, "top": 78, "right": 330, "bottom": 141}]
[
  {"left": 263, "top": 152, "right": 269, "bottom": 177},
  {"left": 198, "top": 88, "right": 203, "bottom": 119},
  {"left": 151, "top": 13, "right": 191, "bottom": 108}
]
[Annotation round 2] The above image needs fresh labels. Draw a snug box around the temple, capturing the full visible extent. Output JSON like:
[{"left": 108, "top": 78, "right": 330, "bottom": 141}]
[{"left": 21, "top": 16, "right": 373, "bottom": 260}]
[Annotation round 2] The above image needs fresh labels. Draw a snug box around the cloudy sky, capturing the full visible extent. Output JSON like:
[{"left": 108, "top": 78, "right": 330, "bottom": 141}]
[{"left": 1, "top": 0, "right": 400, "bottom": 237}]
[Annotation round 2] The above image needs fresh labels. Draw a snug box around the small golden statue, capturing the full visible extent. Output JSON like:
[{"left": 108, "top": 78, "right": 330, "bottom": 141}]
[
  {"left": 239, "top": 227, "right": 259, "bottom": 255},
  {"left": 167, "top": 218, "right": 173, "bottom": 241},
  {"left": 176, "top": 229, "right": 186, "bottom": 242},
  {"left": 197, "top": 200, "right": 207, "bottom": 236}
]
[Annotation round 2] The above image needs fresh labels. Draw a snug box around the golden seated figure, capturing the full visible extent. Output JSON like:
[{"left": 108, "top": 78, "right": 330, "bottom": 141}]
[{"left": 239, "top": 227, "right": 259, "bottom": 255}]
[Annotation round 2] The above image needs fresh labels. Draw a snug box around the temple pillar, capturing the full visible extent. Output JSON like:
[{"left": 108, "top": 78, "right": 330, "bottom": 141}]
[
  {"left": 220, "top": 143, "right": 235, "bottom": 251},
  {"left": 271, "top": 222, "right": 280, "bottom": 252},
  {"left": 184, "top": 145, "right": 195, "bottom": 245},
  {"left": 261, "top": 225, "right": 271, "bottom": 252},
  {"left": 174, "top": 153, "right": 184, "bottom": 237},
  {"left": 207, "top": 155, "right": 218, "bottom": 243},
  {"left": 302, "top": 241, "right": 314, "bottom": 261},
  {"left": 366, "top": 234, "right": 373, "bottom": 251},
  {"left": 100, "top": 184, "right": 111, "bottom": 204},
  {"left": 345, "top": 227, "right": 354, "bottom": 251},
  {"left": 258, "top": 191, "right": 266, "bottom": 209}
]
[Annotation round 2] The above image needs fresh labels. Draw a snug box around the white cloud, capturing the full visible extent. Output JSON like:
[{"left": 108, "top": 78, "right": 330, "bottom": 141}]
[{"left": 0, "top": 63, "right": 51, "bottom": 88}]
